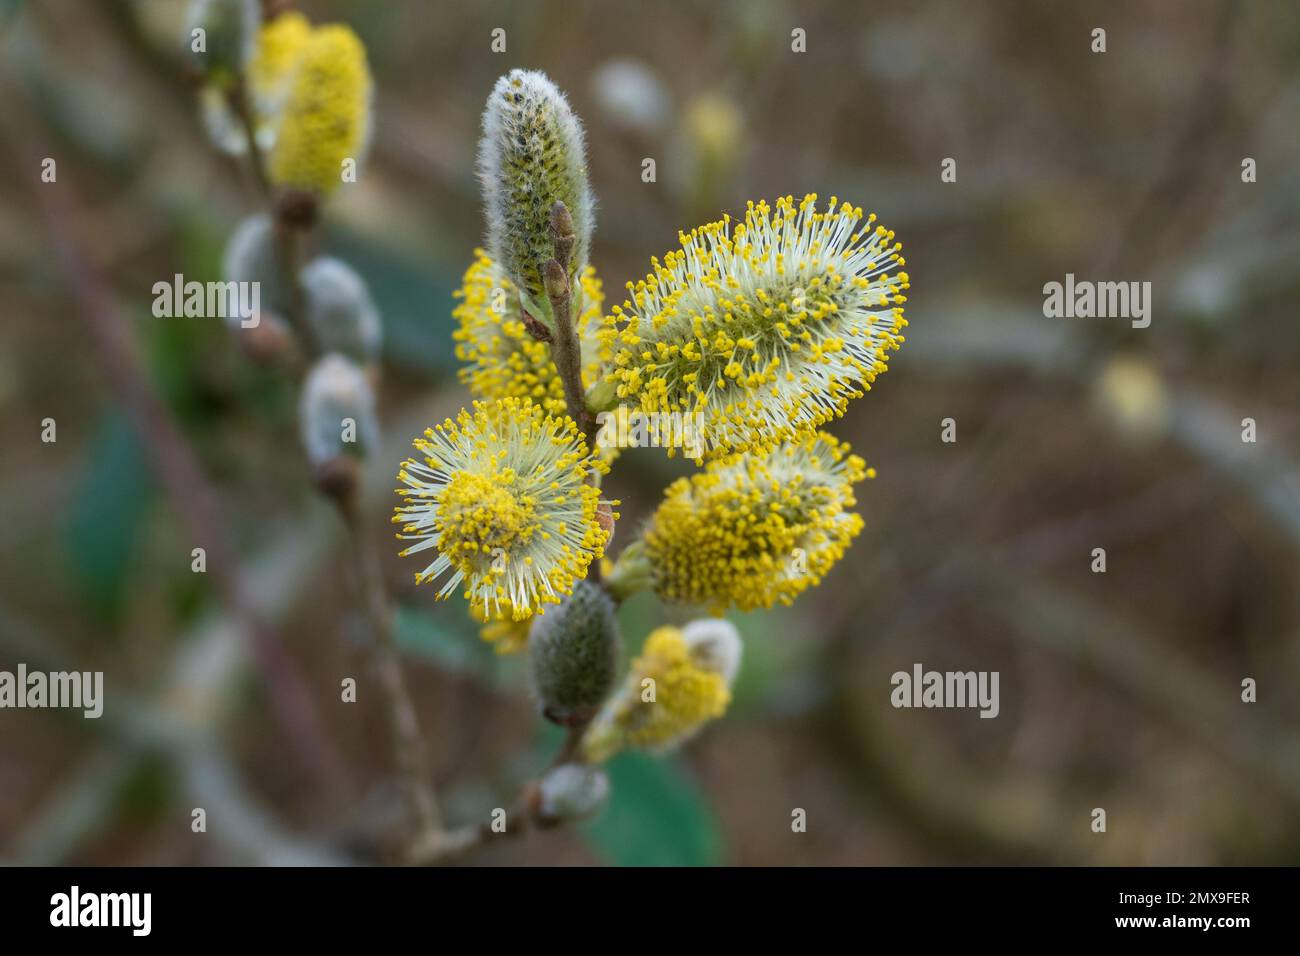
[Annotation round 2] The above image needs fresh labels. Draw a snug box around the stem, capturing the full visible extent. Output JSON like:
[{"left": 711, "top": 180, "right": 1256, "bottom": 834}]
[
  {"left": 229, "top": 59, "right": 428, "bottom": 855},
  {"left": 544, "top": 257, "right": 595, "bottom": 448},
  {"left": 603, "top": 539, "right": 652, "bottom": 603},
  {"left": 227, "top": 78, "right": 272, "bottom": 205},
  {"left": 273, "top": 220, "right": 318, "bottom": 354},
  {"left": 406, "top": 730, "right": 588, "bottom": 866},
  {"left": 230, "top": 72, "right": 319, "bottom": 355},
  {"left": 549, "top": 724, "right": 589, "bottom": 768},
  {"left": 543, "top": 201, "right": 597, "bottom": 451},
  {"left": 336, "top": 491, "right": 443, "bottom": 848}
]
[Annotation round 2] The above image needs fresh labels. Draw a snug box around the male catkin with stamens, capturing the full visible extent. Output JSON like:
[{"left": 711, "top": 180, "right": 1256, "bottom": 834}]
[
  {"left": 598, "top": 195, "right": 909, "bottom": 460},
  {"left": 477, "top": 69, "right": 595, "bottom": 324}
]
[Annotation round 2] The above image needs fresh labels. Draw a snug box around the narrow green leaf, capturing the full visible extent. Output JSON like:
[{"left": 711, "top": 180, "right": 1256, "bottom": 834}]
[{"left": 64, "top": 413, "right": 156, "bottom": 623}]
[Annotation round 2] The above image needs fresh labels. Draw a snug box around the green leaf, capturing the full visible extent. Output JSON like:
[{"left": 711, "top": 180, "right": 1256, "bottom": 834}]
[
  {"left": 64, "top": 413, "right": 156, "bottom": 623},
  {"left": 581, "top": 751, "right": 724, "bottom": 866}
]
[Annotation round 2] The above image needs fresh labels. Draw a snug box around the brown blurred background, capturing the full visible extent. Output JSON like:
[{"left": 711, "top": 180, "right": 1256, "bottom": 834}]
[{"left": 0, "top": 0, "right": 1298, "bottom": 865}]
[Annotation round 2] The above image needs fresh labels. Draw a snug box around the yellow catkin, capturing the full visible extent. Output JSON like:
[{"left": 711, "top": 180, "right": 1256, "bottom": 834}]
[
  {"left": 248, "top": 11, "right": 311, "bottom": 110},
  {"left": 393, "top": 398, "right": 614, "bottom": 621},
  {"left": 452, "top": 250, "right": 607, "bottom": 419},
  {"left": 269, "top": 24, "right": 372, "bottom": 195},
  {"left": 642, "top": 431, "right": 868, "bottom": 612},
  {"left": 599, "top": 195, "right": 909, "bottom": 460},
  {"left": 582, "top": 626, "right": 731, "bottom": 761}
]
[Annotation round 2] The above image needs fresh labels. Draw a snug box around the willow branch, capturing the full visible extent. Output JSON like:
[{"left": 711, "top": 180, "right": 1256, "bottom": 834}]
[
  {"left": 543, "top": 201, "right": 597, "bottom": 449},
  {"left": 335, "top": 490, "right": 443, "bottom": 849}
]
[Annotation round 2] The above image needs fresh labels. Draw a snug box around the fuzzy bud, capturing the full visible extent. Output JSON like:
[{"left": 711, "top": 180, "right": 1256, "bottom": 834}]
[
  {"left": 536, "top": 763, "right": 610, "bottom": 824},
  {"left": 222, "top": 213, "right": 291, "bottom": 317},
  {"left": 300, "top": 257, "right": 382, "bottom": 363},
  {"left": 299, "top": 353, "right": 378, "bottom": 482},
  {"left": 529, "top": 580, "right": 619, "bottom": 726},
  {"left": 185, "top": 0, "right": 257, "bottom": 85},
  {"left": 477, "top": 69, "right": 594, "bottom": 321}
]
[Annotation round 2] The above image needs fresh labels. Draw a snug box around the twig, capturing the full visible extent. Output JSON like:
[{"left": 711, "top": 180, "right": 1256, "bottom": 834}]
[
  {"left": 543, "top": 201, "right": 597, "bottom": 449},
  {"left": 407, "top": 781, "right": 548, "bottom": 866},
  {"left": 404, "top": 719, "right": 593, "bottom": 866},
  {"left": 543, "top": 202, "right": 602, "bottom": 592},
  {"left": 227, "top": 72, "right": 319, "bottom": 355},
  {"left": 549, "top": 725, "right": 588, "bottom": 769},
  {"left": 216, "top": 54, "right": 438, "bottom": 858},
  {"left": 227, "top": 78, "right": 273, "bottom": 205},
  {"left": 334, "top": 490, "right": 443, "bottom": 850}
]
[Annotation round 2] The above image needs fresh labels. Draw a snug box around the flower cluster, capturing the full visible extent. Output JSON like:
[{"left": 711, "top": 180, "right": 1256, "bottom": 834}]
[
  {"left": 631, "top": 431, "right": 870, "bottom": 613},
  {"left": 582, "top": 619, "right": 741, "bottom": 762},
  {"left": 393, "top": 398, "right": 611, "bottom": 622},
  {"left": 452, "top": 250, "right": 606, "bottom": 419},
  {"left": 391, "top": 69, "right": 912, "bottom": 801},
  {"left": 269, "top": 24, "right": 372, "bottom": 196},
  {"left": 598, "top": 195, "right": 908, "bottom": 460},
  {"left": 193, "top": 7, "right": 372, "bottom": 197}
]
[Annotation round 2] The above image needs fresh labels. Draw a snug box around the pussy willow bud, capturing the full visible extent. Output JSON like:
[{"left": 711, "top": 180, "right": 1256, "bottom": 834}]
[
  {"left": 542, "top": 258, "right": 568, "bottom": 300},
  {"left": 185, "top": 0, "right": 257, "bottom": 84},
  {"left": 299, "top": 353, "right": 377, "bottom": 494},
  {"left": 529, "top": 580, "right": 619, "bottom": 726},
  {"left": 477, "top": 69, "right": 594, "bottom": 321},
  {"left": 223, "top": 213, "right": 291, "bottom": 315},
  {"left": 536, "top": 763, "right": 610, "bottom": 825},
  {"left": 300, "top": 257, "right": 382, "bottom": 364}
]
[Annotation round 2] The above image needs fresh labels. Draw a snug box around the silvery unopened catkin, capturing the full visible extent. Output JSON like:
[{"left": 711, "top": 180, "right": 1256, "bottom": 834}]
[
  {"left": 477, "top": 69, "right": 594, "bottom": 322},
  {"left": 300, "top": 257, "right": 382, "bottom": 363},
  {"left": 299, "top": 352, "right": 378, "bottom": 467},
  {"left": 536, "top": 763, "right": 610, "bottom": 823},
  {"left": 529, "top": 580, "right": 618, "bottom": 725},
  {"left": 223, "top": 214, "right": 291, "bottom": 320}
]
